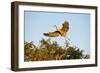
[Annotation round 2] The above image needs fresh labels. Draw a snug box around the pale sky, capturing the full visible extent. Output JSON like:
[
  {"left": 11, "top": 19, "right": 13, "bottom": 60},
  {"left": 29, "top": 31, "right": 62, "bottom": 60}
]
[{"left": 24, "top": 11, "right": 90, "bottom": 54}]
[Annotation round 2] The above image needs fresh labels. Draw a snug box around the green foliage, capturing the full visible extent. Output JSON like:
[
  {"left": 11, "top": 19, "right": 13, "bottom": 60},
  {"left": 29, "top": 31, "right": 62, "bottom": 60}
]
[
  {"left": 65, "top": 47, "right": 83, "bottom": 59},
  {"left": 24, "top": 39, "right": 89, "bottom": 61}
]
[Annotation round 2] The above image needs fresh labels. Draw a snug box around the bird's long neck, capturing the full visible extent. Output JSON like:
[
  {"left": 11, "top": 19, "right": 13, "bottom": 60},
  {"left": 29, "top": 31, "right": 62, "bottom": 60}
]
[{"left": 55, "top": 25, "right": 59, "bottom": 31}]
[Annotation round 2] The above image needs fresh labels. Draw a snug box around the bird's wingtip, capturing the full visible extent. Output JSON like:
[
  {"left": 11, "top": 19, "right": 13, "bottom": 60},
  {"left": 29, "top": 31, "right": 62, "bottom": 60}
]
[{"left": 43, "top": 33, "right": 48, "bottom": 36}]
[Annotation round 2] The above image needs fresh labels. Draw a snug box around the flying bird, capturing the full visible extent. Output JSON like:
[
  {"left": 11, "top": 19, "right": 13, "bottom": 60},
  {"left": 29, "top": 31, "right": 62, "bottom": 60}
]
[{"left": 43, "top": 20, "right": 69, "bottom": 37}]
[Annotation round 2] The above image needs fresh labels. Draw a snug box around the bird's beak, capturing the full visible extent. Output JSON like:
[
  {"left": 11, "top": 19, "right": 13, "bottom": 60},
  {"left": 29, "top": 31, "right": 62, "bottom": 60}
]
[{"left": 54, "top": 25, "right": 56, "bottom": 27}]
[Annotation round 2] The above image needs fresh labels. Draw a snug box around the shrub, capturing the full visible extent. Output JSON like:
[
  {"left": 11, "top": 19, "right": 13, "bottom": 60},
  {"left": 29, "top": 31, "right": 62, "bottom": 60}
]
[{"left": 24, "top": 38, "right": 89, "bottom": 61}]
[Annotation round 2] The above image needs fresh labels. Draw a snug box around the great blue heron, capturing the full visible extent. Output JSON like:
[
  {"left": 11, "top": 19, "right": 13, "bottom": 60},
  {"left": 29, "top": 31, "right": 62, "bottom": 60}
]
[
  {"left": 43, "top": 20, "right": 70, "bottom": 47},
  {"left": 43, "top": 20, "right": 69, "bottom": 37}
]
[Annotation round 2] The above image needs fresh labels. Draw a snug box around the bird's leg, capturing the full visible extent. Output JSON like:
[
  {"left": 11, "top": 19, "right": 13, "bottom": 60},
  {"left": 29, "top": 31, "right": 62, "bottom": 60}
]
[
  {"left": 67, "top": 37, "right": 70, "bottom": 42},
  {"left": 64, "top": 36, "right": 68, "bottom": 48},
  {"left": 67, "top": 37, "right": 73, "bottom": 47},
  {"left": 64, "top": 36, "right": 72, "bottom": 48}
]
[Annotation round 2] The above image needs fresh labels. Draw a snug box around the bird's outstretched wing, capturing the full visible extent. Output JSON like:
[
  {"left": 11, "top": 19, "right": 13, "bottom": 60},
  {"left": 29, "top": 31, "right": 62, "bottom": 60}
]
[
  {"left": 43, "top": 31, "right": 61, "bottom": 37},
  {"left": 60, "top": 21, "right": 69, "bottom": 33}
]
